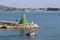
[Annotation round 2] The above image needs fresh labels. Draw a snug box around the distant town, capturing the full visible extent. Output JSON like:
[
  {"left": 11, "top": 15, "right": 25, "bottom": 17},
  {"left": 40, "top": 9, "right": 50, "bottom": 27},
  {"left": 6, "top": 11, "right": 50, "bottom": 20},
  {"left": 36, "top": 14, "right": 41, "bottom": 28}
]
[{"left": 0, "top": 8, "right": 60, "bottom": 11}]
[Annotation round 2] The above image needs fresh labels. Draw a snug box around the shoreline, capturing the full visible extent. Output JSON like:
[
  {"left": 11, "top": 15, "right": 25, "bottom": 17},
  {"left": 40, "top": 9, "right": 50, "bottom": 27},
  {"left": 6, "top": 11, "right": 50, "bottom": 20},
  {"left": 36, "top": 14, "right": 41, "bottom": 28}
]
[{"left": 0, "top": 8, "right": 60, "bottom": 11}]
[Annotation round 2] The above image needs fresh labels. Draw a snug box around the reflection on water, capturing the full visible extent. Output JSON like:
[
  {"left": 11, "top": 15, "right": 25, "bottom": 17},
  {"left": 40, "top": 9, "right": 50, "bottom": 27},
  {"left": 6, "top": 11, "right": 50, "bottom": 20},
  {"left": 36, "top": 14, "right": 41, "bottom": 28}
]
[
  {"left": 0, "top": 29, "right": 37, "bottom": 40},
  {"left": 20, "top": 29, "right": 28, "bottom": 35}
]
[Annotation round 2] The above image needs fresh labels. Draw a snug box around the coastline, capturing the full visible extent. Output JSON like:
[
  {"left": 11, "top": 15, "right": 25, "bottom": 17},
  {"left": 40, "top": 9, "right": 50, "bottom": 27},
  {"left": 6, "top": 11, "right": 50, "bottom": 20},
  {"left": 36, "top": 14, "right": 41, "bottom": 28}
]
[{"left": 0, "top": 8, "right": 60, "bottom": 11}]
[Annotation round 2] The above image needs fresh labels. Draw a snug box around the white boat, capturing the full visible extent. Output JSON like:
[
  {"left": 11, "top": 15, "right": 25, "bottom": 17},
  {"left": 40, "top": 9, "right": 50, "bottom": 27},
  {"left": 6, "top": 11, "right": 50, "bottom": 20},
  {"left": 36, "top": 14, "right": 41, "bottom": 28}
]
[{"left": 26, "top": 30, "right": 37, "bottom": 36}]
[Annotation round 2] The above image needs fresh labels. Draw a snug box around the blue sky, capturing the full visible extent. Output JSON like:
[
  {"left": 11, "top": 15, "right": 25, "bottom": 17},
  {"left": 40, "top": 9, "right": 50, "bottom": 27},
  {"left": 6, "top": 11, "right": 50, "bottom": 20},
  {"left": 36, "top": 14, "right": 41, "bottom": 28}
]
[{"left": 0, "top": 0, "right": 60, "bottom": 8}]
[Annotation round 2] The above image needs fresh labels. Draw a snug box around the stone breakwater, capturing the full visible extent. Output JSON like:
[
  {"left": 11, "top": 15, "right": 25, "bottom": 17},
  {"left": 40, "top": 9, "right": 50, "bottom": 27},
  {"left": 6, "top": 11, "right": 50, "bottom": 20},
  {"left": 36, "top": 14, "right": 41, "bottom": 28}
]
[
  {"left": 0, "top": 20, "right": 39, "bottom": 29},
  {"left": 7, "top": 23, "right": 39, "bottom": 29}
]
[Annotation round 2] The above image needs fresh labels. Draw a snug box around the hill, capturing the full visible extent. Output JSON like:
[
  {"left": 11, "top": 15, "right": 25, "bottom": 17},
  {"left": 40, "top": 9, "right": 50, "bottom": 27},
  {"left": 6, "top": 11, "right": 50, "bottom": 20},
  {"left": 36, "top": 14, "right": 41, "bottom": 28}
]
[{"left": 0, "top": 5, "right": 10, "bottom": 8}]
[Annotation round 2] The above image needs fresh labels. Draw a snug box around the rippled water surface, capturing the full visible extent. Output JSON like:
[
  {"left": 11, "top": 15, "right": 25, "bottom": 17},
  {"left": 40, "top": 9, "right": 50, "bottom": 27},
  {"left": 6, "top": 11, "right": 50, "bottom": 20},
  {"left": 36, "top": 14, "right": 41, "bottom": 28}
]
[{"left": 0, "top": 11, "right": 60, "bottom": 40}]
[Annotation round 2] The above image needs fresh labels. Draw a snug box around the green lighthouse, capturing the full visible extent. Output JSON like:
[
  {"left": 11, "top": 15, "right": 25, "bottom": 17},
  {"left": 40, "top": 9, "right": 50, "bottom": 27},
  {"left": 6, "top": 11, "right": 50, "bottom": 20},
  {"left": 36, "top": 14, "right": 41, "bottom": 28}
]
[{"left": 19, "top": 13, "right": 27, "bottom": 24}]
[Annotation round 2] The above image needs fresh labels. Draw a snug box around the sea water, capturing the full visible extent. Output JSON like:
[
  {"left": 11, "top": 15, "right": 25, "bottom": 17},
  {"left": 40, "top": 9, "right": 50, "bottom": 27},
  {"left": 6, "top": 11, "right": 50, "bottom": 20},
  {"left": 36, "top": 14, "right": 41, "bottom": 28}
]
[{"left": 0, "top": 11, "right": 60, "bottom": 40}]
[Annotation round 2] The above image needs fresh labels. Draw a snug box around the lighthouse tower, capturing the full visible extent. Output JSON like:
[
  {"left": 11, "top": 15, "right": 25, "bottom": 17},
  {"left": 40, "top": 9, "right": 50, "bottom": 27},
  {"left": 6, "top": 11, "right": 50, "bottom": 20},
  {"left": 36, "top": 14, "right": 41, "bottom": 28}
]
[{"left": 19, "top": 13, "right": 27, "bottom": 24}]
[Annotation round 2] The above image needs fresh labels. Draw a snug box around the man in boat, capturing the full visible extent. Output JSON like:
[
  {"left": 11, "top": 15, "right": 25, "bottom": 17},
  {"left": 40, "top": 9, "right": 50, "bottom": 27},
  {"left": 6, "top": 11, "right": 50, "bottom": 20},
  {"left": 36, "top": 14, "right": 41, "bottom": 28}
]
[{"left": 26, "top": 30, "right": 37, "bottom": 36}]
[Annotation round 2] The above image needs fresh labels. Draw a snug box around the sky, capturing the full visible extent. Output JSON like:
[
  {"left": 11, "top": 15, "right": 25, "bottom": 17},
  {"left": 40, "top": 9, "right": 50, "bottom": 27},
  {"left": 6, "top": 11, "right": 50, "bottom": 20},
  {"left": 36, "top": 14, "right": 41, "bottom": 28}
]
[{"left": 0, "top": 0, "right": 60, "bottom": 8}]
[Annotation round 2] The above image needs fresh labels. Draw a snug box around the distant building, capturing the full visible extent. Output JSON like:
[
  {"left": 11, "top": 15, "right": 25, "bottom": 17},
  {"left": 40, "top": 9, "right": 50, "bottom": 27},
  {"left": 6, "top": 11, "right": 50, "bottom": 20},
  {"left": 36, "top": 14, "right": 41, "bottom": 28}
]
[{"left": 47, "top": 8, "right": 59, "bottom": 11}]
